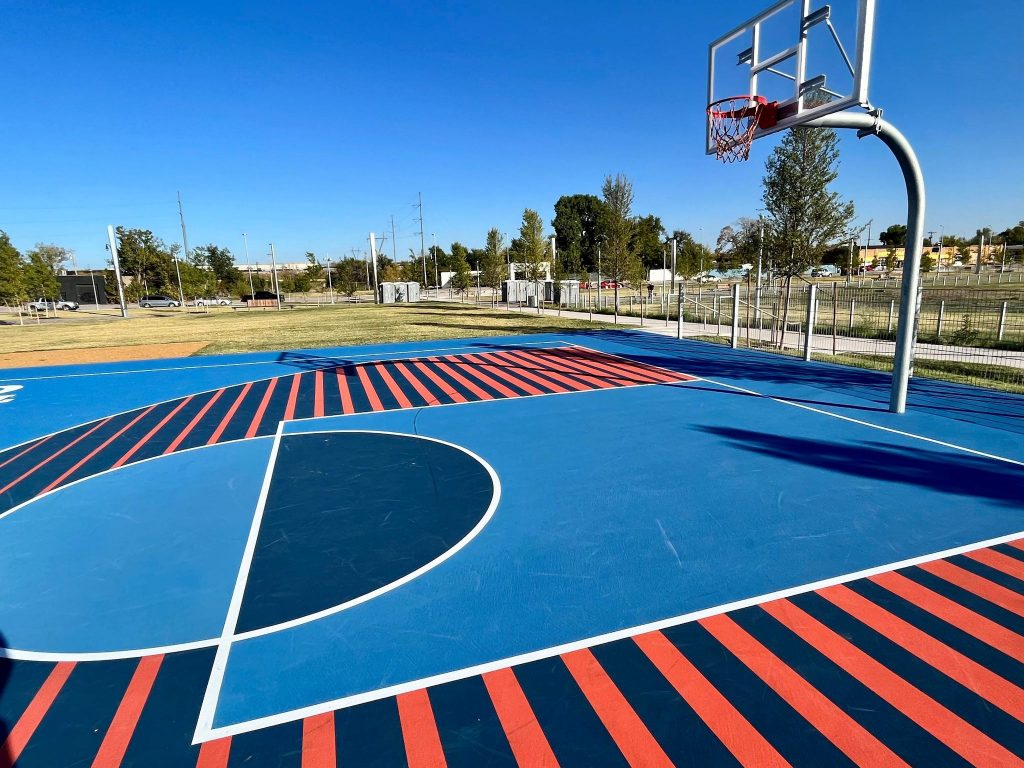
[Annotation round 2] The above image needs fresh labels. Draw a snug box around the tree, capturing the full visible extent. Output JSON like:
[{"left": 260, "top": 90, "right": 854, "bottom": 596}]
[
  {"left": 667, "top": 230, "right": 708, "bottom": 279},
  {"left": 335, "top": 258, "right": 364, "bottom": 296},
  {"left": 480, "top": 228, "right": 505, "bottom": 304},
  {"left": 998, "top": 220, "right": 1024, "bottom": 246},
  {"left": 115, "top": 228, "right": 179, "bottom": 300},
  {"left": 879, "top": 224, "right": 907, "bottom": 248},
  {"left": 598, "top": 174, "right": 642, "bottom": 319},
  {"left": 191, "top": 244, "right": 239, "bottom": 292},
  {"left": 630, "top": 214, "right": 665, "bottom": 271},
  {"left": 762, "top": 126, "right": 855, "bottom": 347},
  {"left": 715, "top": 218, "right": 760, "bottom": 271},
  {"left": 516, "top": 208, "right": 547, "bottom": 281},
  {"left": 27, "top": 243, "right": 72, "bottom": 274},
  {"left": 304, "top": 251, "right": 324, "bottom": 283},
  {"left": 0, "top": 231, "right": 25, "bottom": 305},
  {"left": 449, "top": 249, "right": 472, "bottom": 297},
  {"left": 552, "top": 194, "right": 606, "bottom": 275},
  {"left": 22, "top": 249, "right": 60, "bottom": 299}
]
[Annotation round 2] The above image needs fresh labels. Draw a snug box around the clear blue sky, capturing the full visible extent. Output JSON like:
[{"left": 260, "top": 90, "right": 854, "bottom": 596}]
[{"left": 2, "top": 0, "right": 1020, "bottom": 268}]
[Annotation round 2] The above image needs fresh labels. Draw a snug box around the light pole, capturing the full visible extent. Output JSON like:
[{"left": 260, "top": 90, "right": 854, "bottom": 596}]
[
  {"left": 268, "top": 243, "right": 282, "bottom": 310},
  {"left": 106, "top": 225, "right": 128, "bottom": 318},
  {"left": 432, "top": 233, "right": 439, "bottom": 291},
  {"left": 326, "top": 253, "right": 334, "bottom": 304}
]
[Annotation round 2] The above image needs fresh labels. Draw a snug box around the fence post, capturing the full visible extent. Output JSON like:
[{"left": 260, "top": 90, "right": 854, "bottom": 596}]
[
  {"left": 998, "top": 301, "right": 1008, "bottom": 341},
  {"left": 848, "top": 299, "right": 856, "bottom": 334},
  {"left": 803, "top": 284, "right": 817, "bottom": 361},
  {"left": 676, "top": 285, "right": 684, "bottom": 340},
  {"left": 888, "top": 299, "right": 895, "bottom": 334},
  {"left": 731, "top": 283, "right": 740, "bottom": 349},
  {"left": 936, "top": 300, "right": 945, "bottom": 339}
]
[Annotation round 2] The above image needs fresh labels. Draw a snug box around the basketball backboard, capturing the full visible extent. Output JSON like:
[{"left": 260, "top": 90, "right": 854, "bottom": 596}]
[{"left": 706, "top": 0, "right": 876, "bottom": 155}]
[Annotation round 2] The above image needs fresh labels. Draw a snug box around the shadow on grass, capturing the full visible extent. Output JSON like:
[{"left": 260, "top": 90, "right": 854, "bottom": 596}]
[{"left": 700, "top": 424, "right": 1024, "bottom": 508}]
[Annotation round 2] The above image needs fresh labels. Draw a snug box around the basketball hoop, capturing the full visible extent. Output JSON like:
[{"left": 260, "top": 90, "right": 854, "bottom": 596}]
[{"left": 707, "top": 96, "right": 777, "bottom": 162}]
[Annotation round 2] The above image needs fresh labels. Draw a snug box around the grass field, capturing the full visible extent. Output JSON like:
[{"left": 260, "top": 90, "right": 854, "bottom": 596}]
[{"left": 0, "top": 303, "right": 610, "bottom": 366}]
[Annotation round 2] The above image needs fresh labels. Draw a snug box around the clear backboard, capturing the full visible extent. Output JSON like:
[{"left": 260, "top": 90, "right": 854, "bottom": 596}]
[{"left": 707, "top": 0, "right": 876, "bottom": 158}]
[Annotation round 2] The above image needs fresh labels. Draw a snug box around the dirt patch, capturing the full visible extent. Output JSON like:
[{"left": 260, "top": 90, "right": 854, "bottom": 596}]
[{"left": 0, "top": 342, "right": 210, "bottom": 369}]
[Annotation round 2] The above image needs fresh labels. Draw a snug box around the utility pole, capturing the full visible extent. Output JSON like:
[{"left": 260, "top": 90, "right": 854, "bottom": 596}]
[
  {"left": 175, "top": 191, "right": 189, "bottom": 309},
  {"left": 369, "top": 232, "right": 380, "bottom": 303},
  {"left": 976, "top": 233, "right": 984, "bottom": 275},
  {"left": 326, "top": 253, "right": 334, "bottom": 304},
  {"left": 415, "top": 192, "right": 427, "bottom": 288},
  {"left": 390, "top": 215, "right": 398, "bottom": 263},
  {"left": 268, "top": 243, "right": 282, "bottom": 310},
  {"left": 242, "top": 233, "right": 256, "bottom": 299},
  {"left": 106, "top": 225, "right": 128, "bottom": 318},
  {"left": 432, "top": 232, "right": 439, "bottom": 289}
]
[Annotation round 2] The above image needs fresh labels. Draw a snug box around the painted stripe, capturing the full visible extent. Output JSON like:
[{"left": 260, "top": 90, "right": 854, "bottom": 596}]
[
  {"left": 354, "top": 365, "right": 385, "bottom": 411},
  {"left": 115, "top": 396, "right": 194, "bottom": 467},
  {"left": 195, "top": 738, "right": 231, "bottom": 768},
  {"left": 555, "top": 348, "right": 666, "bottom": 384},
  {"left": 761, "top": 598, "right": 1021, "bottom": 767},
  {"left": 391, "top": 361, "right": 445, "bottom": 406},
  {"left": 373, "top": 363, "right": 413, "bottom": 409},
  {"left": 0, "top": 662, "right": 76, "bottom": 768},
  {"left": 460, "top": 354, "right": 545, "bottom": 396},
  {"left": 870, "top": 570, "right": 1024, "bottom": 662},
  {"left": 917, "top": 560, "right": 1024, "bottom": 617},
  {"left": 283, "top": 374, "right": 303, "bottom": 421},
  {"left": 427, "top": 359, "right": 493, "bottom": 400},
  {"left": 0, "top": 434, "right": 53, "bottom": 471},
  {"left": 500, "top": 349, "right": 599, "bottom": 391},
  {"left": 566, "top": 345, "right": 688, "bottom": 383},
  {"left": 207, "top": 383, "right": 254, "bottom": 445},
  {"left": 481, "top": 668, "right": 559, "bottom": 768},
  {"left": 818, "top": 584, "right": 1024, "bottom": 722},
  {"left": 547, "top": 350, "right": 640, "bottom": 386},
  {"left": 512, "top": 349, "right": 613, "bottom": 389},
  {"left": 965, "top": 548, "right": 1024, "bottom": 582},
  {"left": 447, "top": 357, "right": 523, "bottom": 398},
  {"left": 484, "top": 351, "right": 570, "bottom": 393},
  {"left": 245, "top": 379, "right": 278, "bottom": 439},
  {"left": 634, "top": 630, "right": 791, "bottom": 768},
  {"left": 561, "top": 648, "right": 673, "bottom": 768},
  {"left": 0, "top": 418, "right": 112, "bottom": 495},
  {"left": 411, "top": 361, "right": 468, "bottom": 403},
  {"left": 313, "top": 370, "right": 326, "bottom": 417},
  {"left": 396, "top": 689, "right": 447, "bottom": 768},
  {"left": 42, "top": 406, "right": 157, "bottom": 492},
  {"left": 91, "top": 654, "right": 164, "bottom": 767},
  {"left": 335, "top": 368, "right": 355, "bottom": 414},
  {"left": 698, "top": 615, "right": 908, "bottom": 767},
  {"left": 301, "top": 712, "right": 337, "bottom": 768},
  {"left": 1010, "top": 540, "right": 1024, "bottom": 553},
  {"left": 165, "top": 390, "right": 225, "bottom": 454}
]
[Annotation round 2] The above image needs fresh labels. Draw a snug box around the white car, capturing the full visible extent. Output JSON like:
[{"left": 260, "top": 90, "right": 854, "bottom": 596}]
[
  {"left": 193, "top": 297, "right": 232, "bottom": 307},
  {"left": 27, "top": 298, "right": 79, "bottom": 311}
]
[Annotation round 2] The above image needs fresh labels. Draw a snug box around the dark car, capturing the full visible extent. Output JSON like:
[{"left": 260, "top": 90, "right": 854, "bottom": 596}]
[
  {"left": 242, "top": 291, "right": 284, "bottom": 302},
  {"left": 139, "top": 295, "right": 181, "bottom": 308}
]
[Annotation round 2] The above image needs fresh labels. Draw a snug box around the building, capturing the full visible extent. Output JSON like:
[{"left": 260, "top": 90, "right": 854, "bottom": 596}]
[{"left": 57, "top": 273, "right": 108, "bottom": 304}]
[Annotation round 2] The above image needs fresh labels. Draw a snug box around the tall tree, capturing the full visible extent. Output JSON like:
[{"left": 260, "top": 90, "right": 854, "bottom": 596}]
[
  {"left": 878, "top": 224, "right": 907, "bottom": 248},
  {"left": 599, "top": 174, "right": 641, "bottom": 318},
  {"left": 191, "top": 244, "right": 239, "bottom": 291},
  {"left": 480, "top": 228, "right": 505, "bottom": 303},
  {"left": 630, "top": 215, "right": 665, "bottom": 271},
  {"left": 0, "top": 231, "right": 25, "bottom": 304},
  {"left": 27, "top": 243, "right": 72, "bottom": 274},
  {"left": 516, "top": 209, "right": 547, "bottom": 281},
  {"left": 715, "top": 218, "right": 760, "bottom": 271},
  {"left": 115, "top": 228, "right": 179, "bottom": 300},
  {"left": 666, "top": 230, "right": 708, "bottom": 279},
  {"left": 762, "top": 126, "right": 855, "bottom": 346},
  {"left": 22, "top": 249, "right": 60, "bottom": 298},
  {"left": 552, "top": 194, "right": 606, "bottom": 275}
]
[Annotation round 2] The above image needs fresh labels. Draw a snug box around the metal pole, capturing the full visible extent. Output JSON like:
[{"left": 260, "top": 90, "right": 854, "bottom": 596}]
[
  {"left": 242, "top": 233, "right": 255, "bottom": 298},
  {"left": 89, "top": 270, "right": 99, "bottom": 311},
  {"left": 676, "top": 282, "right": 685, "bottom": 339},
  {"left": 731, "top": 283, "right": 740, "bottom": 349},
  {"left": 803, "top": 283, "right": 817, "bottom": 361},
  {"left": 936, "top": 300, "right": 944, "bottom": 339},
  {"left": 596, "top": 247, "right": 602, "bottom": 309},
  {"left": 106, "top": 225, "right": 128, "bottom": 318},
  {"left": 370, "top": 233, "right": 380, "bottom": 304},
  {"left": 419, "top": 192, "right": 427, "bottom": 287},
  {"left": 670, "top": 238, "right": 677, "bottom": 296},
  {"left": 804, "top": 112, "right": 926, "bottom": 414},
  {"left": 756, "top": 216, "right": 763, "bottom": 317},
  {"left": 175, "top": 191, "right": 189, "bottom": 310},
  {"left": 663, "top": 248, "right": 668, "bottom": 325},
  {"left": 432, "top": 233, "right": 438, "bottom": 290},
  {"left": 976, "top": 234, "right": 984, "bottom": 275},
  {"left": 326, "top": 256, "right": 334, "bottom": 304},
  {"left": 997, "top": 301, "right": 1008, "bottom": 341},
  {"left": 268, "top": 243, "right": 282, "bottom": 310}
]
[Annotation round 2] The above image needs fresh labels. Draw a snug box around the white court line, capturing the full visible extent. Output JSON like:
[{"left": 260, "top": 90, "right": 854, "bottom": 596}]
[
  {"left": 192, "top": 527, "right": 1024, "bottom": 742},
  {"left": 569, "top": 342, "right": 1024, "bottom": 467},
  {"left": 0, "top": 340, "right": 566, "bottom": 457},
  {"left": 0, "top": 340, "right": 566, "bottom": 383},
  {"left": 194, "top": 420, "right": 285, "bottom": 741}
]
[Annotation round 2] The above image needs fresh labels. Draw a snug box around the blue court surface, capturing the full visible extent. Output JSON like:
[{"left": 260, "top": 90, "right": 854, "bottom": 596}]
[{"left": 0, "top": 330, "right": 1022, "bottom": 767}]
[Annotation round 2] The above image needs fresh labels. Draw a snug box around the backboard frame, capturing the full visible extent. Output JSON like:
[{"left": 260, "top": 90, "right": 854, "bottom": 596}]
[{"left": 706, "top": 0, "right": 876, "bottom": 155}]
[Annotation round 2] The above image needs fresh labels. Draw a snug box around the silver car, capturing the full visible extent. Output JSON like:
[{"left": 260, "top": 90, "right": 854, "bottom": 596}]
[{"left": 139, "top": 295, "right": 181, "bottom": 308}]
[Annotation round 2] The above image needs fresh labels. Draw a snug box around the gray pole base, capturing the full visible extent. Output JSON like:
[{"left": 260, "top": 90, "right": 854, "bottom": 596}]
[{"left": 802, "top": 112, "right": 925, "bottom": 414}]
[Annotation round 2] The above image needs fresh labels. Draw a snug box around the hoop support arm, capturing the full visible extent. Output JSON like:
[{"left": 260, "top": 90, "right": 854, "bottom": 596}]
[{"left": 802, "top": 111, "right": 925, "bottom": 414}]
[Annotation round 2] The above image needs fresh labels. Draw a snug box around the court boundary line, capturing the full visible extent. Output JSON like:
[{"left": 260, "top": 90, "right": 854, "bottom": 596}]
[
  {"left": 0, "top": 340, "right": 568, "bottom": 384},
  {"left": 0, "top": 340, "right": 566, "bottom": 457},
  {"left": 568, "top": 342, "right": 1024, "bottom": 467},
  {"left": 192, "top": 527, "right": 1024, "bottom": 742}
]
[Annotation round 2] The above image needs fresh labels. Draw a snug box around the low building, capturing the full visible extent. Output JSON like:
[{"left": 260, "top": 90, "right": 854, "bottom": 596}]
[{"left": 57, "top": 273, "right": 108, "bottom": 304}]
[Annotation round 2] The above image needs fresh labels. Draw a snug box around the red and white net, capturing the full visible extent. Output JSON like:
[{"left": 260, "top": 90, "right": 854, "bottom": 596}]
[{"left": 707, "top": 96, "right": 770, "bottom": 163}]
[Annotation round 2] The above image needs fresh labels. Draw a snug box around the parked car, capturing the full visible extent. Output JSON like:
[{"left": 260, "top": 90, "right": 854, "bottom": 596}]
[
  {"left": 695, "top": 274, "right": 720, "bottom": 283},
  {"left": 27, "top": 297, "right": 79, "bottom": 311},
  {"left": 139, "top": 295, "right": 181, "bottom": 308},
  {"left": 599, "top": 280, "right": 621, "bottom": 289},
  {"left": 811, "top": 265, "right": 841, "bottom": 277},
  {"left": 193, "top": 296, "right": 232, "bottom": 306},
  {"left": 242, "top": 291, "right": 284, "bottom": 302}
]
